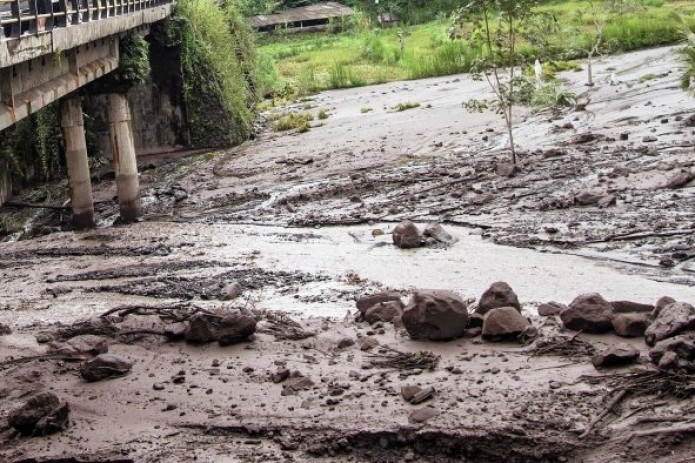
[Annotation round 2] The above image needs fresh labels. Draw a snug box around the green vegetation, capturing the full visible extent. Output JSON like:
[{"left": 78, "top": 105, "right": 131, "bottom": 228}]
[
  {"left": 113, "top": 33, "right": 151, "bottom": 87},
  {"left": 360, "top": 106, "right": 373, "bottom": 113},
  {"left": 392, "top": 101, "right": 421, "bottom": 111},
  {"left": 268, "top": 112, "right": 313, "bottom": 132},
  {"left": 162, "top": 0, "right": 260, "bottom": 147},
  {"left": 317, "top": 109, "right": 330, "bottom": 119},
  {"left": 259, "top": 0, "right": 695, "bottom": 95},
  {"left": 0, "top": 104, "right": 61, "bottom": 180}
]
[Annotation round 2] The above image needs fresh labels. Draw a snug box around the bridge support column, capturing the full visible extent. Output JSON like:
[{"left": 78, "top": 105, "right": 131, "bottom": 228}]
[
  {"left": 107, "top": 93, "right": 141, "bottom": 222},
  {"left": 60, "top": 97, "right": 96, "bottom": 230}
]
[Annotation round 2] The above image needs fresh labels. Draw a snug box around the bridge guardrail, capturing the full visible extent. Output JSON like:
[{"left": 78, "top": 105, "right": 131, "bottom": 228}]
[{"left": 1, "top": 0, "right": 172, "bottom": 41}]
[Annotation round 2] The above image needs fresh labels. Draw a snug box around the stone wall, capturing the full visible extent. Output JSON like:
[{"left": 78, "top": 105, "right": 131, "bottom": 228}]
[{"left": 82, "top": 38, "right": 189, "bottom": 159}]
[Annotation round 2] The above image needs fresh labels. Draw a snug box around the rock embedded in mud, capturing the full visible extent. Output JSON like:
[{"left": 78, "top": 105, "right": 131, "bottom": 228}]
[
  {"left": 185, "top": 310, "right": 257, "bottom": 346},
  {"left": 665, "top": 170, "right": 694, "bottom": 189},
  {"left": 423, "top": 222, "right": 457, "bottom": 245},
  {"left": 8, "top": 392, "right": 70, "bottom": 436},
  {"left": 574, "top": 190, "right": 604, "bottom": 206},
  {"left": 476, "top": 281, "right": 521, "bottom": 315},
  {"left": 408, "top": 407, "right": 438, "bottom": 424},
  {"left": 401, "top": 385, "right": 435, "bottom": 404},
  {"left": 0, "top": 323, "right": 11, "bottom": 335},
  {"left": 359, "top": 336, "right": 379, "bottom": 351},
  {"left": 482, "top": 307, "right": 530, "bottom": 342},
  {"left": 392, "top": 220, "right": 421, "bottom": 249},
  {"left": 80, "top": 354, "right": 133, "bottom": 382},
  {"left": 365, "top": 301, "right": 403, "bottom": 324},
  {"left": 220, "top": 282, "right": 243, "bottom": 301},
  {"left": 48, "top": 334, "right": 109, "bottom": 357},
  {"left": 402, "top": 290, "right": 469, "bottom": 341},
  {"left": 612, "top": 313, "right": 650, "bottom": 338},
  {"left": 495, "top": 162, "right": 516, "bottom": 177},
  {"left": 560, "top": 293, "right": 615, "bottom": 334},
  {"left": 356, "top": 291, "right": 403, "bottom": 315},
  {"left": 591, "top": 346, "right": 640, "bottom": 369},
  {"left": 538, "top": 301, "right": 566, "bottom": 316},
  {"left": 648, "top": 333, "right": 695, "bottom": 372},
  {"left": 644, "top": 302, "right": 695, "bottom": 347},
  {"left": 610, "top": 301, "right": 654, "bottom": 314}
]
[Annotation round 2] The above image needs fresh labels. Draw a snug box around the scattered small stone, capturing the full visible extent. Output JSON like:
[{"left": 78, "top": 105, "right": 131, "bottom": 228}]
[
  {"left": 153, "top": 383, "right": 165, "bottom": 391},
  {"left": 496, "top": 162, "right": 516, "bottom": 177},
  {"left": 619, "top": 132, "right": 629, "bottom": 140},
  {"left": 0, "top": 323, "right": 11, "bottom": 335},
  {"left": 272, "top": 368, "right": 291, "bottom": 384},
  {"left": 359, "top": 337, "right": 379, "bottom": 351},
  {"left": 642, "top": 135, "right": 657, "bottom": 143},
  {"left": 336, "top": 337, "right": 355, "bottom": 349}
]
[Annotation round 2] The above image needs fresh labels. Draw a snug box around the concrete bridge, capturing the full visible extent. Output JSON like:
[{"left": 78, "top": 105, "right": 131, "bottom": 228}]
[{"left": 0, "top": 0, "right": 174, "bottom": 227}]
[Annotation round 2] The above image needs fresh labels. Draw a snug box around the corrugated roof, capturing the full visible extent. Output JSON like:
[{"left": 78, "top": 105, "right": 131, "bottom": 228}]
[{"left": 249, "top": 2, "right": 354, "bottom": 29}]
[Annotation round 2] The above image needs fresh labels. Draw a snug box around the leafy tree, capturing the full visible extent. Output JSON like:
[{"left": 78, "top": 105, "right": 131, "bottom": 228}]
[{"left": 454, "top": 0, "right": 537, "bottom": 166}]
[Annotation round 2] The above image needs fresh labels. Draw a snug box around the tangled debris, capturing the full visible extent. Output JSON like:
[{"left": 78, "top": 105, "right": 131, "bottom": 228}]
[
  {"left": 365, "top": 346, "right": 439, "bottom": 372},
  {"left": 528, "top": 332, "right": 597, "bottom": 360}
]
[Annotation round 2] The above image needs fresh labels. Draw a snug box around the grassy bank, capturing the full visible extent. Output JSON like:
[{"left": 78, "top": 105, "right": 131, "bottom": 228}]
[{"left": 259, "top": 0, "right": 695, "bottom": 95}]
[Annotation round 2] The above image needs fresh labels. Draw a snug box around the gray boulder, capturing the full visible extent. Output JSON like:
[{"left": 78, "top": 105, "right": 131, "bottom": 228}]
[
  {"left": 610, "top": 301, "right": 654, "bottom": 313},
  {"left": 185, "top": 310, "right": 256, "bottom": 345},
  {"left": 482, "top": 307, "right": 530, "bottom": 342},
  {"left": 649, "top": 333, "right": 695, "bottom": 370},
  {"left": 356, "top": 291, "right": 403, "bottom": 315},
  {"left": 8, "top": 392, "right": 70, "bottom": 436},
  {"left": 653, "top": 296, "right": 676, "bottom": 319},
  {"left": 537, "top": 301, "right": 566, "bottom": 316},
  {"left": 591, "top": 346, "right": 640, "bottom": 369},
  {"left": 365, "top": 301, "right": 403, "bottom": 324},
  {"left": 423, "top": 222, "right": 457, "bottom": 245},
  {"left": 80, "top": 354, "right": 133, "bottom": 382},
  {"left": 476, "top": 281, "right": 521, "bottom": 315},
  {"left": 48, "top": 335, "right": 109, "bottom": 357},
  {"left": 393, "top": 220, "right": 421, "bottom": 249},
  {"left": 612, "top": 313, "right": 650, "bottom": 338},
  {"left": 644, "top": 302, "right": 695, "bottom": 346},
  {"left": 560, "top": 293, "right": 614, "bottom": 333},
  {"left": 402, "top": 290, "right": 469, "bottom": 341}
]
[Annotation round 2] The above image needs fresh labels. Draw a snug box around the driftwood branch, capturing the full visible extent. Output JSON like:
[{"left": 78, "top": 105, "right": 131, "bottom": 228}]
[{"left": 579, "top": 389, "right": 629, "bottom": 439}]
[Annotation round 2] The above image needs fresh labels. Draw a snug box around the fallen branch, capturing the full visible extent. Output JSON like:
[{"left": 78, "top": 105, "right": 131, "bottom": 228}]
[
  {"left": 4, "top": 201, "right": 70, "bottom": 210},
  {"left": 627, "top": 424, "right": 695, "bottom": 439},
  {"left": 579, "top": 389, "right": 629, "bottom": 439}
]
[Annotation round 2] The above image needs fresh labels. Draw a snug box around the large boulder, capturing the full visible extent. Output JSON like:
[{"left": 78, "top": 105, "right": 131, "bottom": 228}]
[
  {"left": 649, "top": 333, "right": 695, "bottom": 372},
  {"left": 560, "top": 293, "right": 614, "bottom": 333},
  {"left": 591, "top": 346, "right": 640, "bottom": 369},
  {"left": 365, "top": 301, "right": 403, "bottom": 324},
  {"left": 402, "top": 290, "right": 469, "bottom": 341},
  {"left": 8, "top": 392, "right": 70, "bottom": 436},
  {"left": 476, "top": 282, "right": 521, "bottom": 315},
  {"left": 80, "top": 354, "right": 133, "bottom": 382},
  {"left": 644, "top": 302, "right": 695, "bottom": 346},
  {"left": 612, "top": 313, "right": 650, "bottom": 338},
  {"left": 653, "top": 296, "right": 676, "bottom": 319},
  {"left": 392, "top": 220, "right": 421, "bottom": 249},
  {"left": 185, "top": 310, "right": 256, "bottom": 345},
  {"left": 482, "top": 307, "right": 530, "bottom": 342}
]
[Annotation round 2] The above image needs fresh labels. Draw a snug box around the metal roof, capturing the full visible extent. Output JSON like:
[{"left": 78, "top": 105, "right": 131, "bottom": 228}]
[{"left": 249, "top": 2, "right": 354, "bottom": 29}]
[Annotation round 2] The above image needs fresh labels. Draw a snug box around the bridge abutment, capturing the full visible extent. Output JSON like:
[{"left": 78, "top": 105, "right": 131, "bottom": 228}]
[
  {"left": 107, "top": 93, "right": 141, "bottom": 222},
  {"left": 60, "top": 96, "right": 96, "bottom": 230}
]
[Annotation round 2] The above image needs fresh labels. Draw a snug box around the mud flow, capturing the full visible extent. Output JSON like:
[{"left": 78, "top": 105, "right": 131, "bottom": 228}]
[{"left": 1, "top": 46, "right": 695, "bottom": 462}]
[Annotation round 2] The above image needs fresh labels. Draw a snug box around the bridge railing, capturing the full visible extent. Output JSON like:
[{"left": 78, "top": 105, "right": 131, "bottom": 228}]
[{"left": 0, "top": 0, "right": 172, "bottom": 41}]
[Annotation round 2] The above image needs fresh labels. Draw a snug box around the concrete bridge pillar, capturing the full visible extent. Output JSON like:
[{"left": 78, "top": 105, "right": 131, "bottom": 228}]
[
  {"left": 107, "top": 93, "right": 141, "bottom": 222},
  {"left": 60, "top": 97, "right": 96, "bottom": 230}
]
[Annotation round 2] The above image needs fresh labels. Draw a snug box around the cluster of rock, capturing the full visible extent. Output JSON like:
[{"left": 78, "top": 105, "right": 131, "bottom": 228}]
[
  {"left": 392, "top": 221, "right": 457, "bottom": 249},
  {"left": 547, "top": 293, "right": 695, "bottom": 371},
  {"left": 356, "top": 281, "right": 532, "bottom": 343}
]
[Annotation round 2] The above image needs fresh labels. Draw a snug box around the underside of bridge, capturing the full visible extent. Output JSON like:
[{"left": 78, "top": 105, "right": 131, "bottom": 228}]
[{"left": 0, "top": 0, "right": 173, "bottom": 227}]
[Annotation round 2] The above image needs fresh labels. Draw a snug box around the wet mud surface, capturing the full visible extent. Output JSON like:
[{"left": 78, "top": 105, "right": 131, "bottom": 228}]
[{"left": 1, "top": 46, "right": 695, "bottom": 461}]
